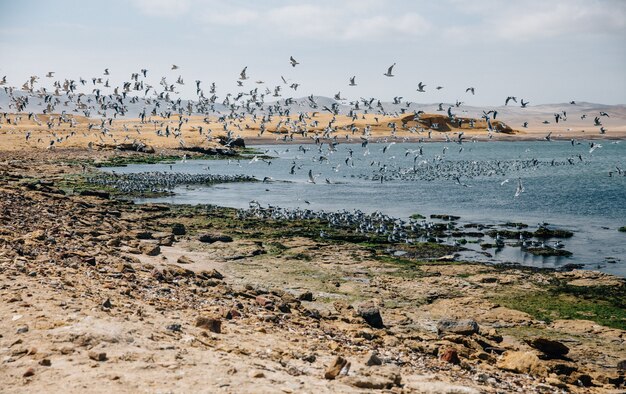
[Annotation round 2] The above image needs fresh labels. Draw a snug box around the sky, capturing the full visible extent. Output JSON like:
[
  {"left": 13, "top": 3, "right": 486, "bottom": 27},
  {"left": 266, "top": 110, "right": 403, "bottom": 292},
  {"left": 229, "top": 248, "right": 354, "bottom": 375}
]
[{"left": 0, "top": 0, "right": 625, "bottom": 106}]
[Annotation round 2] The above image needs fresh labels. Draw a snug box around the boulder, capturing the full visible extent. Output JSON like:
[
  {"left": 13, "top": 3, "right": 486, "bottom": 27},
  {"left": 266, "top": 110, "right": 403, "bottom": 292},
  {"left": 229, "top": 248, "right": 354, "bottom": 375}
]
[
  {"left": 198, "top": 233, "right": 233, "bottom": 243},
  {"left": 437, "top": 319, "right": 479, "bottom": 336},
  {"left": 172, "top": 223, "right": 186, "bottom": 235},
  {"left": 195, "top": 316, "right": 221, "bottom": 333},
  {"left": 525, "top": 338, "right": 569, "bottom": 359},
  {"left": 140, "top": 243, "right": 161, "bottom": 256},
  {"left": 357, "top": 302, "right": 384, "bottom": 329},
  {"left": 497, "top": 351, "right": 547, "bottom": 376}
]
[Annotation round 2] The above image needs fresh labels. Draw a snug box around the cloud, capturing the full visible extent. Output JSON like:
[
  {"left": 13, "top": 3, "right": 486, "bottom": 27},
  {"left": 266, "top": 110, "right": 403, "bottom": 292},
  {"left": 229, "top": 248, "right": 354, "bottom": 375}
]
[
  {"left": 131, "top": 0, "right": 191, "bottom": 17},
  {"left": 447, "top": 0, "right": 626, "bottom": 42},
  {"left": 266, "top": 4, "right": 430, "bottom": 41}
]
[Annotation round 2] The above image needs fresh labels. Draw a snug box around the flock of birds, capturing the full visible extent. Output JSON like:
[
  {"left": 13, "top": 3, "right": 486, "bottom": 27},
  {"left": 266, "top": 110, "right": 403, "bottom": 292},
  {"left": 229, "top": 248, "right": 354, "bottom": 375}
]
[{"left": 0, "top": 57, "right": 621, "bottom": 193}]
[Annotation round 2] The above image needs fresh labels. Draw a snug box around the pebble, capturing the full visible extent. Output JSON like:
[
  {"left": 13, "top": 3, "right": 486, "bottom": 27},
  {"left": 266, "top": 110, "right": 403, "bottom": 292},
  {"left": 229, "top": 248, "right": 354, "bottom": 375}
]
[{"left": 88, "top": 351, "right": 108, "bottom": 362}]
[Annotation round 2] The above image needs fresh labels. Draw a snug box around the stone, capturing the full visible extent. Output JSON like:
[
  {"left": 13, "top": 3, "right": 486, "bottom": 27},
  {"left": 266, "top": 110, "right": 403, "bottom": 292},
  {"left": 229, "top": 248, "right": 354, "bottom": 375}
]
[
  {"left": 177, "top": 255, "right": 194, "bottom": 265},
  {"left": 102, "top": 298, "right": 112, "bottom": 309},
  {"left": 195, "top": 316, "right": 221, "bottom": 333},
  {"left": 23, "top": 368, "right": 35, "bottom": 377},
  {"left": 357, "top": 302, "right": 384, "bottom": 329},
  {"left": 324, "top": 356, "right": 350, "bottom": 380},
  {"left": 198, "top": 269, "right": 223, "bottom": 280},
  {"left": 525, "top": 337, "right": 569, "bottom": 358},
  {"left": 344, "top": 371, "right": 402, "bottom": 390},
  {"left": 140, "top": 243, "right": 160, "bottom": 256},
  {"left": 298, "top": 291, "right": 313, "bottom": 301},
  {"left": 198, "top": 233, "right": 233, "bottom": 243},
  {"left": 497, "top": 351, "right": 547, "bottom": 376},
  {"left": 88, "top": 351, "right": 107, "bottom": 362},
  {"left": 437, "top": 319, "right": 479, "bottom": 336},
  {"left": 365, "top": 351, "right": 383, "bottom": 366},
  {"left": 618, "top": 360, "right": 626, "bottom": 371},
  {"left": 171, "top": 223, "right": 186, "bottom": 235},
  {"left": 39, "top": 359, "right": 51, "bottom": 366},
  {"left": 439, "top": 348, "right": 461, "bottom": 365}
]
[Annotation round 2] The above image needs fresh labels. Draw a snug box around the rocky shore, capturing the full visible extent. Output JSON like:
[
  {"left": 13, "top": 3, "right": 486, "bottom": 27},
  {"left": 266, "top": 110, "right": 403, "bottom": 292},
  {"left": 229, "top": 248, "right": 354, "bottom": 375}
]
[{"left": 1, "top": 149, "right": 625, "bottom": 393}]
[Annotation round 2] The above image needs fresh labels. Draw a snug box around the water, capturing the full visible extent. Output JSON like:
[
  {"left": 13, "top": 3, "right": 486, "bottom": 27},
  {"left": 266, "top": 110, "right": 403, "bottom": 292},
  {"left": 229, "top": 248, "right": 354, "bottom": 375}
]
[{"left": 104, "top": 141, "right": 626, "bottom": 276}]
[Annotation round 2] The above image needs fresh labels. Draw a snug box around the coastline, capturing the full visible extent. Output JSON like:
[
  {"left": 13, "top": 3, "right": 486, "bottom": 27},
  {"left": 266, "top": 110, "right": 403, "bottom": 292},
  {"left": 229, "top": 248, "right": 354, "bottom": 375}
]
[{"left": 1, "top": 147, "right": 625, "bottom": 392}]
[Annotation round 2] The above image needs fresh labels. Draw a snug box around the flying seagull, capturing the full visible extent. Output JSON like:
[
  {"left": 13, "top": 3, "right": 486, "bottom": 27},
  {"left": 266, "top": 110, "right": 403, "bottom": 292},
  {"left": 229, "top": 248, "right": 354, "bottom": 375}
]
[
  {"left": 349, "top": 76, "right": 356, "bottom": 86},
  {"left": 416, "top": 82, "right": 426, "bottom": 92},
  {"left": 289, "top": 56, "right": 299, "bottom": 67},
  {"left": 384, "top": 63, "right": 396, "bottom": 77}
]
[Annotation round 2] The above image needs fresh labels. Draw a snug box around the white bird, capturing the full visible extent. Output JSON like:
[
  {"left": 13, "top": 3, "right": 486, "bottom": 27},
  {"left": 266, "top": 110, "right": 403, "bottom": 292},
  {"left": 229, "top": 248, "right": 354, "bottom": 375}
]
[
  {"left": 515, "top": 178, "right": 525, "bottom": 197},
  {"left": 349, "top": 76, "right": 356, "bottom": 86},
  {"left": 416, "top": 82, "right": 426, "bottom": 92},
  {"left": 383, "top": 63, "right": 396, "bottom": 77},
  {"left": 239, "top": 66, "right": 248, "bottom": 80}
]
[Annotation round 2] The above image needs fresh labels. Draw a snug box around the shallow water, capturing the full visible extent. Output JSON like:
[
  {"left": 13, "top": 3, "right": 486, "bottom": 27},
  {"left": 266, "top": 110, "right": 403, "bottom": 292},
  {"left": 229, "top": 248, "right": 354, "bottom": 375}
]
[{"left": 104, "top": 140, "right": 626, "bottom": 276}]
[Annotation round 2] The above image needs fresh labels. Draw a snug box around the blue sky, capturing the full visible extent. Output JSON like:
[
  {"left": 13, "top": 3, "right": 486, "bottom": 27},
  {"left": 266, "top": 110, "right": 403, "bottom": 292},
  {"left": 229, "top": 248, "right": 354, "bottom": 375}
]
[{"left": 0, "top": 0, "right": 624, "bottom": 105}]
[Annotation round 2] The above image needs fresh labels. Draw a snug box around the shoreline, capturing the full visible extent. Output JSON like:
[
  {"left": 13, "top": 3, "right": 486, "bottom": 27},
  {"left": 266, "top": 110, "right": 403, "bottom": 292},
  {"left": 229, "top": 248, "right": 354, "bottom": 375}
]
[{"left": 1, "top": 148, "right": 625, "bottom": 392}]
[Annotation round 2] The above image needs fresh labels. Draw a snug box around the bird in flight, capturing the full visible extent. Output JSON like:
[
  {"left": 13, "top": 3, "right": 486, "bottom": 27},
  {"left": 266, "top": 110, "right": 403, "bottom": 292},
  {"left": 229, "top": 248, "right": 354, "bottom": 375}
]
[
  {"left": 416, "top": 82, "right": 426, "bottom": 92},
  {"left": 289, "top": 56, "right": 299, "bottom": 67},
  {"left": 239, "top": 66, "right": 249, "bottom": 80},
  {"left": 384, "top": 63, "right": 396, "bottom": 77},
  {"left": 349, "top": 76, "right": 356, "bottom": 86},
  {"left": 466, "top": 87, "right": 475, "bottom": 95}
]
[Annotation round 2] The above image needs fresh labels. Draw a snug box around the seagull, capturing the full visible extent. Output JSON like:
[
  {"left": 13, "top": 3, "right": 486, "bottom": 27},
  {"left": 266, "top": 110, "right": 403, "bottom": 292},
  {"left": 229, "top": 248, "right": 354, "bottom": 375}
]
[
  {"left": 308, "top": 169, "right": 318, "bottom": 184},
  {"left": 289, "top": 56, "right": 299, "bottom": 67},
  {"left": 545, "top": 132, "right": 552, "bottom": 141},
  {"left": 45, "top": 72, "right": 55, "bottom": 78},
  {"left": 520, "top": 99, "right": 529, "bottom": 108},
  {"left": 383, "top": 63, "right": 396, "bottom": 77},
  {"left": 239, "top": 66, "right": 249, "bottom": 80},
  {"left": 349, "top": 76, "right": 356, "bottom": 86},
  {"left": 515, "top": 178, "right": 525, "bottom": 197},
  {"left": 416, "top": 82, "right": 426, "bottom": 92},
  {"left": 505, "top": 96, "right": 517, "bottom": 105},
  {"left": 171, "top": 64, "right": 179, "bottom": 70},
  {"left": 466, "top": 87, "right": 475, "bottom": 95}
]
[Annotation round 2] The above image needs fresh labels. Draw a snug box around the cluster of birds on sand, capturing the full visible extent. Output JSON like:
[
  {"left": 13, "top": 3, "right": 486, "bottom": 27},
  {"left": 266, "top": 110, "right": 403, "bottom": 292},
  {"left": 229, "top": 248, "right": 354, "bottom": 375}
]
[
  {"left": 236, "top": 204, "right": 573, "bottom": 258},
  {"left": 86, "top": 172, "right": 255, "bottom": 194}
]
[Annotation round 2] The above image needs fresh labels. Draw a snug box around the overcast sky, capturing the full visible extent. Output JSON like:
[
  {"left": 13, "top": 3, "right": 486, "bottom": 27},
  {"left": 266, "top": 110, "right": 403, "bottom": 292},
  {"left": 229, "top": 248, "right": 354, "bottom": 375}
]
[{"left": 0, "top": 0, "right": 625, "bottom": 106}]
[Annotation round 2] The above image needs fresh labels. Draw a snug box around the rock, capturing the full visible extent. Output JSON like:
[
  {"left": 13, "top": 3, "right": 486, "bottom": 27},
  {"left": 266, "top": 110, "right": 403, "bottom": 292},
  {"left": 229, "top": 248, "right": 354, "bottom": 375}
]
[
  {"left": 298, "top": 291, "right": 313, "bottom": 301},
  {"left": 88, "top": 351, "right": 107, "bottom": 362},
  {"left": 249, "top": 370, "right": 265, "bottom": 378},
  {"left": 618, "top": 359, "right": 626, "bottom": 371},
  {"left": 525, "top": 337, "right": 569, "bottom": 358},
  {"left": 23, "top": 368, "right": 35, "bottom": 377},
  {"left": 102, "top": 298, "right": 112, "bottom": 309},
  {"left": 39, "top": 359, "right": 51, "bottom": 367},
  {"left": 195, "top": 316, "right": 221, "bottom": 333},
  {"left": 166, "top": 324, "right": 182, "bottom": 332},
  {"left": 256, "top": 295, "right": 274, "bottom": 309},
  {"left": 439, "top": 348, "right": 461, "bottom": 365},
  {"left": 16, "top": 325, "right": 29, "bottom": 334},
  {"left": 171, "top": 223, "right": 186, "bottom": 235},
  {"left": 437, "top": 319, "right": 479, "bottom": 336},
  {"left": 140, "top": 243, "right": 160, "bottom": 256},
  {"left": 198, "top": 233, "right": 233, "bottom": 243},
  {"left": 79, "top": 190, "right": 110, "bottom": 199},
  {"left": 357, "top": 302, "right": 384, "bottom": 329},
  {"left": 177, "top": 255, "right": 194, "bottom": 265},
  {"left": 497, "top": 351, "right": 547, "bottom": 376},
  {"left": 344, "top": 371, "right": 402, "bottom": 390},
  {"left": 198, "top": 269, "right": 223, "bottom": 280},
  {"left": 365, "top": 351, "right": 383, "bottom": 366},
  {"left": 324, "top": 356, "right": 350, "bottom": 380}
]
